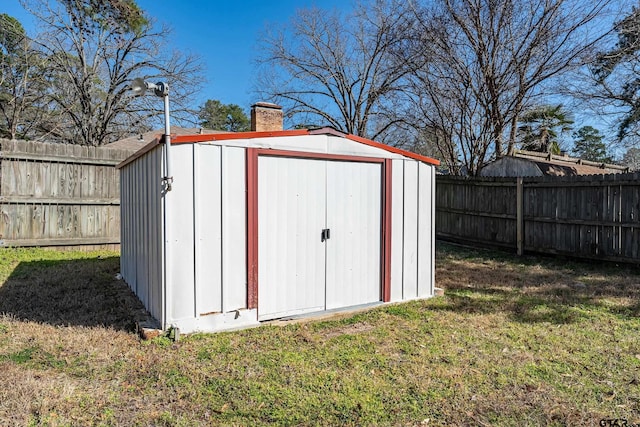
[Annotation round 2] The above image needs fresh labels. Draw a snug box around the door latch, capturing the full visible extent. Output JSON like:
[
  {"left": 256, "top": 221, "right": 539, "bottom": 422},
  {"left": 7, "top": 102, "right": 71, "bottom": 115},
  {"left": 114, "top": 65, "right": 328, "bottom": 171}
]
[{"left": 320, "top": 228, "right": 331, "bottom": 242}]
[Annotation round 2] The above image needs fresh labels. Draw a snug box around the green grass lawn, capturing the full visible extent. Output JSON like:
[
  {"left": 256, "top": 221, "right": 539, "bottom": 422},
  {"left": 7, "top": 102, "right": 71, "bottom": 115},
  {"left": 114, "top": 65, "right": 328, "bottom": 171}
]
[{"left": 0, "top": 244, "right": 639, "bottom": 426}]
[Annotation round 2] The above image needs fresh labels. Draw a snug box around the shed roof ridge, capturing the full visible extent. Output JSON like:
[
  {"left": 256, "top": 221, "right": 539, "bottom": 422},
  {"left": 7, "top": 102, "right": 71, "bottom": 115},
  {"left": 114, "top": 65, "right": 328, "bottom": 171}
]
[{"left": 171, "top": 129, "right": 440, "bottom": 166}]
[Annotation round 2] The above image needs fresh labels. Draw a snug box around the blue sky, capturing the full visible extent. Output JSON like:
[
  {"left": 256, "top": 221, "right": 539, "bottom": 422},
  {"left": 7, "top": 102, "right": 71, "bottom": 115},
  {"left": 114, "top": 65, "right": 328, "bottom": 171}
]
[
  {"left": 3, "top": 0, "right": 351, "bottom": 110},
  {"left": 1, "top": 0, "right": 631, "bottom": 156}
]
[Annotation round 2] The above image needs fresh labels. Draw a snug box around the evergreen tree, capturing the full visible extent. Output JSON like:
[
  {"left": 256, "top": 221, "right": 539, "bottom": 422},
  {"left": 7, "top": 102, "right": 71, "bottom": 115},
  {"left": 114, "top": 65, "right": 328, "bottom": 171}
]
[
  {"left": 198, "top": 100, "right": 249, "bottom": 132},
  {"left": 571, "top": 126, "right": 612, "bottom": 163},
  {"left": 0, "top": 13, "right": 48, "bottom": 139},
  {"left": 59, "top": 0, "right": 148, "bottom": 33}
]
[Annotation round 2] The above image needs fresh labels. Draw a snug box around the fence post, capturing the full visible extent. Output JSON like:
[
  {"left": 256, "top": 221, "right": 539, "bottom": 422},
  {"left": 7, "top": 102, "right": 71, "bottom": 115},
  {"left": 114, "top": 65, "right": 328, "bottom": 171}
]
[{"left": 517, "top": 177, "right": 524, "bottom": 256}]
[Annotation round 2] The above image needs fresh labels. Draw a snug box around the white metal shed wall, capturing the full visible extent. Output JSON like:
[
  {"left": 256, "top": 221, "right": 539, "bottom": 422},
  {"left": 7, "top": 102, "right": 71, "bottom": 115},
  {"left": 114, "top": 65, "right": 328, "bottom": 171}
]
[
  {"left": 121, "top": 142, "right": 256, "bottom": 332},
  {"left": 120, "top": 132, "right": 437, "bottom": 334},
  {"left": 120, "top": 145, "right": 164, "bottom": 323},
  {"left": 163, "top": 143, "right": 255, "bottom": 332},
  {"left": 388, "top": 159, "right": 435, "bottom": 302}
]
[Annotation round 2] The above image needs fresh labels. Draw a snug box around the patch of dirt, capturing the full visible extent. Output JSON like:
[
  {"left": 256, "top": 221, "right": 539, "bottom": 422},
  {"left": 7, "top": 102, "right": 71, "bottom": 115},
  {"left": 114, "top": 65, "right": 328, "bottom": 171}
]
[{"left": 321, "top": 322, "right": 375, "bottom": 339}]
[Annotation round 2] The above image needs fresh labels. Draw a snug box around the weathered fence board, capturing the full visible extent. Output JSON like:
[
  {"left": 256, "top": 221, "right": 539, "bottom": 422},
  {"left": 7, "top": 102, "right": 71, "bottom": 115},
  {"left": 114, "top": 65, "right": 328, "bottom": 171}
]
[
  {"left": 0, "top": 139, "right": 133, "bottom": 248},
  {"left": 436, "top": 173, "right": 640, "bottom": 263}
]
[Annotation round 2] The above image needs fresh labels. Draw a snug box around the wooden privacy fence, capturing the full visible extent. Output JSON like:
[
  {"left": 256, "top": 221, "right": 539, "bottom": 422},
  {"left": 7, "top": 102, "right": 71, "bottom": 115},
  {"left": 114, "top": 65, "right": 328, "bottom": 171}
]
[
  {"left": 436, "top": 174, "right": 640, "bottom": 263},
  {"left": 0, "top": 139, "right": 134, "bottom": 248}
]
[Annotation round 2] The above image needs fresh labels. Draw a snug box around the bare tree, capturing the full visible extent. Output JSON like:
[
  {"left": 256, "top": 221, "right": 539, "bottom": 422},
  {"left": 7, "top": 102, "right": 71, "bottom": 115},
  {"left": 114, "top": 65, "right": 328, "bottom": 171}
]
[
  {"left": 590, "top": 5, "right": 640, "bottom": 142},
  {"left": 404, "top": 0, "right": 613, "bottom": 175},
  {"left": 401, "top": 13, "right": 493, "bottom": 174},
  {"left": 621, "top": 146, "right": 640, "bottom": 170},
  {"left": 21, "top": 0, "right": 203, "bottom": 145},
  {"left": 255, "top": 1, "right": 414, "bottom": 142}
]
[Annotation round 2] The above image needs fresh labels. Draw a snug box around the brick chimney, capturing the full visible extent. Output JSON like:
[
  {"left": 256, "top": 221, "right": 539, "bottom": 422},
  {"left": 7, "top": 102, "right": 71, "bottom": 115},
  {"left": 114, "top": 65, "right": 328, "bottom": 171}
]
[{"left": 251, "top": 102, "right": 283, "bottom": 132}]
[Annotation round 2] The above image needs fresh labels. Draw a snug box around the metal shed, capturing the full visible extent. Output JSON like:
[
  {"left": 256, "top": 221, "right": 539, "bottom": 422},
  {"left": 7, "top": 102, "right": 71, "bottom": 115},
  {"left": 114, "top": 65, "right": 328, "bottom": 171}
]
[{"left": 119, "top": 124, "right": 439, "bottom": 334}]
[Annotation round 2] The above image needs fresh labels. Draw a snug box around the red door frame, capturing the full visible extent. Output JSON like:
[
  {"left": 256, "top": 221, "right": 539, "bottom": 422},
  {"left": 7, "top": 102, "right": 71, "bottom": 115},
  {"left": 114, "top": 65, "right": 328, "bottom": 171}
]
[{"left": 246, "top": 148, "right": 392, "bottom": 310}]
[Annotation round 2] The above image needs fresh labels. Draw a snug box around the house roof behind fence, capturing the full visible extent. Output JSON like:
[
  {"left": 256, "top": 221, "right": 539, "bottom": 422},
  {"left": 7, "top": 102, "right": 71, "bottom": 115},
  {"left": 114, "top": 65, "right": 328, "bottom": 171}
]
[
  {"left": 481, "top": 149, "right": 629, "bottom": 177},
  {"left": 513, "top": 150, "right": 628, "bottom": 176},
  {"left": 106, "top": 127, "right": 225, "bottom": 152}
]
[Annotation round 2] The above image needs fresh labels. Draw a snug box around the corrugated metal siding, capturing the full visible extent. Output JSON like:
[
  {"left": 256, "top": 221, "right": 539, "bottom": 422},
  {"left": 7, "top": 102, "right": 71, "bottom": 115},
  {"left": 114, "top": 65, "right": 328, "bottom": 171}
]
[
  {"left": 325, "top": 161, "right": 381, "bottom": 309},
  {"left": 402, "top": 161, "right": 419, "bottom": 299},
  {"left": 122, "top": 143, "right": 252, "bottom": 332},
  {"left": 258, "top": 156, "right": 327, "bottom": 320},
  {"left": 390, "top": 159, "right": 405, "bottom": 302},
  {"left": 193, "top": 144, "right": 247, "bottom": 316},
  {"left": 388, "top": 159, "right": 436, "bottom": 302},
  {"left": 194, "top": 144, "right": 223, "bottom": 315},
  {"left": 166, "top": 144, "right": 196, "bottom": 324},
  {"left": 257, "top": 156, "right": 384, "bottom": 319},
  {"left": 120, "top": 145, "right": 163, "bottom": 322},
  {"left": 417, "top": 162, "right": 435, "bottom": 297},
  {"left": 121, "top": 134, "right": 437, "bottom": 333},
  {"left": 221, "top": 146, "right": 247, "bottom": 311},
  {"left": 120, "top": 163, "right": 129, "bottom": 288}
]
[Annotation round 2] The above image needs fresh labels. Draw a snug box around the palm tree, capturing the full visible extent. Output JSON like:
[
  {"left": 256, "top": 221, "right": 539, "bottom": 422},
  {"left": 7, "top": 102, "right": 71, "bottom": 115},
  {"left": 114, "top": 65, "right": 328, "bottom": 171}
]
[{"left": 517, "top": 105, "right": 574, "bottom": 154}]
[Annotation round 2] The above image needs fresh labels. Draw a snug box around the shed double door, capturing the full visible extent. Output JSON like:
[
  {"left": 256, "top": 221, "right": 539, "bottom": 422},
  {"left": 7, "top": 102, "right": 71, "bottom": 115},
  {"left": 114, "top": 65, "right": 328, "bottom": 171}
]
[{"left": 257, "top": 156, "right": 382, "bottom": 321}]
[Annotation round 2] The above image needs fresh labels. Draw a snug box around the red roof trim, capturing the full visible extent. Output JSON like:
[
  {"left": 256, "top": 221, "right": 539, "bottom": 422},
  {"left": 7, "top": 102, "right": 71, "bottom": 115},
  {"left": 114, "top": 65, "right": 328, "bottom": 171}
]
[
  {"left": 169, "top": 128, "right": 440, "bottom": 165},
  {"left": 172, "top": 129, "right": 309, "bottom": 144},
  {"left": 345, "top": 134, "right": 440, "bottom": 166}
]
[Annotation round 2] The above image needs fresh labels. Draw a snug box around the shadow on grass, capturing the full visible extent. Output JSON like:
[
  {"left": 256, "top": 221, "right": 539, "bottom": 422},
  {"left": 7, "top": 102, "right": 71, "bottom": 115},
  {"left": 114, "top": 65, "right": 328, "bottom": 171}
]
[
  {"left": 435, "top": 242, "right": 640, "bottom": 324},
  {"left": 0, "top": 256, "right": 147, "bottom": 331}
]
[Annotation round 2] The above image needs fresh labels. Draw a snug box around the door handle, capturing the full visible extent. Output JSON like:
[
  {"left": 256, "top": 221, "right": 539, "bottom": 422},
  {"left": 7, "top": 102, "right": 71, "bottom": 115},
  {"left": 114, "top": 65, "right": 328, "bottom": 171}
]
[{"left": 320, "top": 228, "right": 331, "bottom": 242}]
